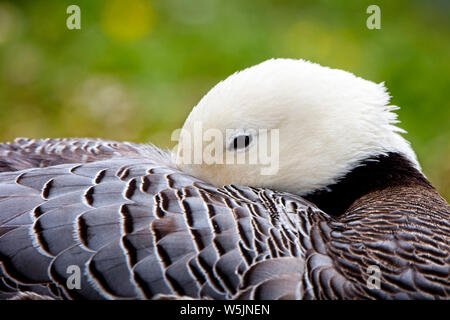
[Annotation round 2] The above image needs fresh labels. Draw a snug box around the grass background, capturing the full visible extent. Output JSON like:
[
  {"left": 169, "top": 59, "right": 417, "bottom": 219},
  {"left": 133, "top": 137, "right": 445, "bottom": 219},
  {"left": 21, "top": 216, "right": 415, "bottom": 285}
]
[{"left": 0, "top": 0, "right": 448, "bottom": 200}]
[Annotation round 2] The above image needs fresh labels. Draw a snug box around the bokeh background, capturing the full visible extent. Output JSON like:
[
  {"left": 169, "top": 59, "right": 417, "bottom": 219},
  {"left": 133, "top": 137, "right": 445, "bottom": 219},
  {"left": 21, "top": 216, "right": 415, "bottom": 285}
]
[{"left": 0, "top": 0, "right": 448, "bottom": 200}]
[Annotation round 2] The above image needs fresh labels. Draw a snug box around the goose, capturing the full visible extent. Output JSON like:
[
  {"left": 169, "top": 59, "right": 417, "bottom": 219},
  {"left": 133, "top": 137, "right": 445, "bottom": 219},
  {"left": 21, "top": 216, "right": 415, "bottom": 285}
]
[{"left": 0, "top": 58, "right": 448, "bottom": 300}]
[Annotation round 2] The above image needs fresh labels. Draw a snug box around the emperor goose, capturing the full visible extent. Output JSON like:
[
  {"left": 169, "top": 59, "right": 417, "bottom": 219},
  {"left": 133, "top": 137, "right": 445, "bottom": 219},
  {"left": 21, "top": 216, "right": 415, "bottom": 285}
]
[{"left": 0, "top": 59, "right": 448, "bottom": 300}]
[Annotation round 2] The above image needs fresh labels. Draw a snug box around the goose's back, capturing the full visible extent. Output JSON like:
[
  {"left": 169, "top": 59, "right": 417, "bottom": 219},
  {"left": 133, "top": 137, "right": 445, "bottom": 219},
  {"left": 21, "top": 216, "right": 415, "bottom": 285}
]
[
  {"left": 0, "top": 138, "right": 449, "bottom": 300},
  {"left": 0, "top": 139, "right": 324, "bottom": 299}
]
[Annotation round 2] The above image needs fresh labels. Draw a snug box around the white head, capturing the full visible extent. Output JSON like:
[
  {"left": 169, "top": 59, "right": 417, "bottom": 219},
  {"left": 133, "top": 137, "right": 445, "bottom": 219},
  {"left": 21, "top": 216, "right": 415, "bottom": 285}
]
[{"left": 175, "top": 58, "right": 420, "bottom": 196}]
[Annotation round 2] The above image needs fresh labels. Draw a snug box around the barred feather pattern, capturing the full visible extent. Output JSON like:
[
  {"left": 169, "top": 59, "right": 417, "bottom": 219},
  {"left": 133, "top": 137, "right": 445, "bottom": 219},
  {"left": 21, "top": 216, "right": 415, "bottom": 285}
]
[{"left": 0, "top": 138, "right": 449, "bottom": 300}]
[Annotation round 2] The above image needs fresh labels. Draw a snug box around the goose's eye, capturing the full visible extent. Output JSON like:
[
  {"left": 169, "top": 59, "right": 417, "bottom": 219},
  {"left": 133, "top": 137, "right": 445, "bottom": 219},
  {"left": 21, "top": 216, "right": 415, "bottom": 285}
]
[{"left": 231, "top": 135, "right": 252, "bottom": 150}]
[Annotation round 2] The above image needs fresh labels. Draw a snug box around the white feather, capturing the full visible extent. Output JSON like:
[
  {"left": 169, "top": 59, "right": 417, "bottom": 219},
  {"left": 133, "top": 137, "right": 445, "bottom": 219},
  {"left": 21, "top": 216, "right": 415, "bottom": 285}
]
[{"left": 176, "top": 58, "right": 420, "bottom": 196}]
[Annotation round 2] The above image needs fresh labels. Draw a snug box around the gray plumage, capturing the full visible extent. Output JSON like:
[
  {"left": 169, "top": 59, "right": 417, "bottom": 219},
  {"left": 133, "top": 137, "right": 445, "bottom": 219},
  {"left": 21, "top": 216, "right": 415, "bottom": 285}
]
[{"left": 0, "top": 138, "right": 449, "bottom": 300}]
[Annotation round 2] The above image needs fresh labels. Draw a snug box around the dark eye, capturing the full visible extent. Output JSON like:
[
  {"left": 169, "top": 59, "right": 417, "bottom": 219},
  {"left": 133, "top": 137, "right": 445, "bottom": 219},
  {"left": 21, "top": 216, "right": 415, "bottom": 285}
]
[{"left": 232, "top": 135, "right": 251, "bottom": 150}]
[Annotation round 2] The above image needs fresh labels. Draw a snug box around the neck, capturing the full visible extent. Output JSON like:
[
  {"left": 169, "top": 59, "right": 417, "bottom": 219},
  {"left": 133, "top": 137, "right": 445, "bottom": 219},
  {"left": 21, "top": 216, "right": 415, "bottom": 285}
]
[{"left": 304, "top": 152, "right": 434, "bottom": 216}]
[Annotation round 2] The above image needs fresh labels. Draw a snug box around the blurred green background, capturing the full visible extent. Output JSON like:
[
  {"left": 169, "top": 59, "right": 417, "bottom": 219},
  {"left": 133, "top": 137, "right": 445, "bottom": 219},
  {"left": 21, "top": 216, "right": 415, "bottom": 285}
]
[{"left": 0, "top": 0, "right": 448, "bottom": 200}]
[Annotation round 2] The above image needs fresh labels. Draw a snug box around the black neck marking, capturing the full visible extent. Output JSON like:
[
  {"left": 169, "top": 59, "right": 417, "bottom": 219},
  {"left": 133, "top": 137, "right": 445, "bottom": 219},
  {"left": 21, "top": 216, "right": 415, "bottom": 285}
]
[{"left": 304, "top": 152, "right": 433, "bottom": 217}]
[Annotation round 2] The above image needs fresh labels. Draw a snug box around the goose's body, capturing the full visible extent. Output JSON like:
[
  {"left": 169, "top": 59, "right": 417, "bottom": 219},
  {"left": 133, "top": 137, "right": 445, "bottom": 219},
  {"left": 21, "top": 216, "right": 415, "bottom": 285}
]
[{"left": 0, "top": 59, "right": 449, "bottom": 300}]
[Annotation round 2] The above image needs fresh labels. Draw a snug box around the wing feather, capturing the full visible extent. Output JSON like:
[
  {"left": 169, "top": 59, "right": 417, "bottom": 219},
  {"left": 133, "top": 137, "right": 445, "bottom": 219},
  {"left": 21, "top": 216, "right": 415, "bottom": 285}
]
[{"left": 0, "top": 138, "right": 448, "bottom": 300}]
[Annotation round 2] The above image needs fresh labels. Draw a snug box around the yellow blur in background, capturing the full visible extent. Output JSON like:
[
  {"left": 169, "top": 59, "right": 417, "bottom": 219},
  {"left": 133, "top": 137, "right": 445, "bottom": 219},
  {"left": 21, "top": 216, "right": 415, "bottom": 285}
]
[
  {"left": 0, "top": 0, "right": 449, "bottom": 200},
  {"left": 102, "top": 0, "right": 154, "bottom": 42}
]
